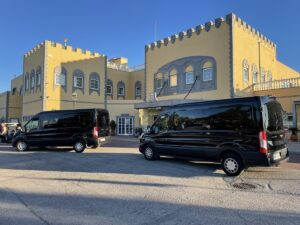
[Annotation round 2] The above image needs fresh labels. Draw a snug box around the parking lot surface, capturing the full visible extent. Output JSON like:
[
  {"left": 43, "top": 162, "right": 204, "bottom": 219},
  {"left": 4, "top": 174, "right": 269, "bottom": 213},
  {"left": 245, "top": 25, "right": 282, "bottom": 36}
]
[{"left": 0, "top": 137, "right": 299, "bottom": 225}]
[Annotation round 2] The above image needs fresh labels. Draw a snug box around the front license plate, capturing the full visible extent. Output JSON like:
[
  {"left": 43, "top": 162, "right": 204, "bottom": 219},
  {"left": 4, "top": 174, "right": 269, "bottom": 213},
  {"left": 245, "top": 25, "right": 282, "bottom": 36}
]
[
  {"left": 273, "top": 151, "right": 281, "bottom": 161},
  {"left": 100, "top": 137, "right": 106, "bottom": 142}
]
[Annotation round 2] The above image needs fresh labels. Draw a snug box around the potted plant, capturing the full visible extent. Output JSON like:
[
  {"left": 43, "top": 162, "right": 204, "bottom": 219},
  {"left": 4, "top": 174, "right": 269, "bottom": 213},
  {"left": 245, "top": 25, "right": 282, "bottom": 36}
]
[
  {"left": 110, "top": 120, "right": 116, "bottom": 136},
  {"left": 289, "top": 127, "right": 299, "bottom": 142}
]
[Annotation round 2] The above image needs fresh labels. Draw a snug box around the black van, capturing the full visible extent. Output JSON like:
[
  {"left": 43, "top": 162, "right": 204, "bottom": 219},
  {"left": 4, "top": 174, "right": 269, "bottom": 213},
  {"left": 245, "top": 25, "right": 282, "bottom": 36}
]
[
  {"left": 12, "top": 109, "right": 110, "bottom": 153},
  {"left": 139, "top": 96, "right": 289, "bottom": 176}
]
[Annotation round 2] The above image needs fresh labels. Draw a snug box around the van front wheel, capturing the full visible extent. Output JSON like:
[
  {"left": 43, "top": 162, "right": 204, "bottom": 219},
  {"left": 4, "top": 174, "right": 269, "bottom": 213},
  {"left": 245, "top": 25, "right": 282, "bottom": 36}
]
[
  {"left": 16, "top": 140, "right": 28, "bottom": 152},
  {"left": 143, "top": 146, "right": 158, "bottom": 160},
  {"left": 221, "top": 153, "right": 244, "bottom": 176},
  {"left": 74, "top": 140, "right": 86, "bottom": 153}
]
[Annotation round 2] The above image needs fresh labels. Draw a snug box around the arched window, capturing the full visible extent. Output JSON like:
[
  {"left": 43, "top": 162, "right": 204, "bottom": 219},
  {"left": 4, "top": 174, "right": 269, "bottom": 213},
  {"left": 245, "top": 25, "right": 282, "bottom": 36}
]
[
  {"left": 30, "top": 69, "right": 35, "bottom": 89},
  {"left": 185, "top": 65, "right": 194, "bottom": 85},
  {"left": 25, "top": 72, "right": 29, "bottom": 91},
  {"left": 202, "top": 61, "right": 213, "bottom": 81},
  {"left": 169, "top": 69, "right": 177, "bottom": 87},
  {"left": 155, "top": 72, "right": 164, "bottom": 89},
  {"left": 106, "top": 79, "right": 113, "bottom": 95},
  {"left": 242, "top": 59, "right": 249, "bottom": 82},
  {"left": 261, "top": 67, "right": 265, "bottom": 82},
  {"left": 117, "top": 81, "right": 125, "bottom": 97},
  {"left": 89, "top": 72, "right": 100, "bottom": 92},
  {"left": 36, "top": 66, "right": 42, "bottom": 86},
  {"left": 73, "top": 69, "right": 84, "bottom": 89},
  {"left": 135, "top": 81, "right": 142, "bottom": 98},
  {"left": 252, "top": 64, "right": 258, "bottom": 84}
]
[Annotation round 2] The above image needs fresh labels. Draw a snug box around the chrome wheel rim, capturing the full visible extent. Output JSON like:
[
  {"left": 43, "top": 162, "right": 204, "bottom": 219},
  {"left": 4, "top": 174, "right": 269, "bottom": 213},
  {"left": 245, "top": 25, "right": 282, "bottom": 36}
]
[
  {"left": 17, "top": 141, "right": 27, "bottom": 151},
  {"left": 145, "top": 147, "right": 153, "bottom": 159},
  {"left": 75, "top": 142, "right": 84, "bottom": 151},
  {"left": 224, "top": 158, "right": 238, "bottom": 173}
]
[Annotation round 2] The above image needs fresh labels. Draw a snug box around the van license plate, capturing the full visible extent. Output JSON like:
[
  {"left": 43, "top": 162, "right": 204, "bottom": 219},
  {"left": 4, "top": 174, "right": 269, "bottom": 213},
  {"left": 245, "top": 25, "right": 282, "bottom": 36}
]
[
  {"left": 100, "top": 138, "right": 106, "bottom": 142},
  {"left": 273, "top": 151, "right": 281, "bottom": 161}
]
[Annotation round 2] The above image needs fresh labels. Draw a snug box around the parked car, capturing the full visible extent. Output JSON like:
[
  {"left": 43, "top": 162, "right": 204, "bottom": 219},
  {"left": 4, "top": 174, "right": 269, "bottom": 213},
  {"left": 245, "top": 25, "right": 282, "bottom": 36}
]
[
  {"left": 139, "top": 96, "right": 289, "bottom": 176},
  {"left": 12, "top": 109, "right": 110, "bottom": 153}
]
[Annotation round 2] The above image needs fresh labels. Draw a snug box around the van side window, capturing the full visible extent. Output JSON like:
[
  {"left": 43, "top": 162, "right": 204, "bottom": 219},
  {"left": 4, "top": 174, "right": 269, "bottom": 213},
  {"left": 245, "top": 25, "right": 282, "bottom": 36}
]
[
  {"left": 58, "top": 113, "right": 78, "bottom": 127},
  {"left": 152, "top": 114, "right": 169, "bottom": 133},
  {"left": 41, "top": 114, "right": 59, "bottom": 129},
  {"left": 173, "top": 104, "right": 254, "bottom": 131}
]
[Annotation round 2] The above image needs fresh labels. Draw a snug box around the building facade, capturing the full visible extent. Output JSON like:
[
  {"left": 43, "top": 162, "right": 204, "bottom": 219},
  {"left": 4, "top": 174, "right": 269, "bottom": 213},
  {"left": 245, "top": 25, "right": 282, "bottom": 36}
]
[
  {"left": 1, "top": 13, "right": 300, "bottom": 132},
  {"left": 136, "top": 13, "right": 300, "bottom": 128}
]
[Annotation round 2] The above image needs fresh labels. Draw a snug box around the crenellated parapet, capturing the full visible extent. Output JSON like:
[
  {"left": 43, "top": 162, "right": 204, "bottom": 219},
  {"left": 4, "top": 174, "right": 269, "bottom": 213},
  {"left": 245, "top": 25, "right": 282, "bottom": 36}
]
[
  {"left": 24, "top": 41, "right": 45, "bottom": 58},
  {"left": 145, "top": 13, "right": 276, "bottom": 52},
  {"left": 24, "top": 40, "right": 104, "bottom": 58},
  {"left": 145, "top": 15, "right": 228, "bottom": 52},
  {"left": 232, "top": 14, "right": 276, "bottom": 49}
]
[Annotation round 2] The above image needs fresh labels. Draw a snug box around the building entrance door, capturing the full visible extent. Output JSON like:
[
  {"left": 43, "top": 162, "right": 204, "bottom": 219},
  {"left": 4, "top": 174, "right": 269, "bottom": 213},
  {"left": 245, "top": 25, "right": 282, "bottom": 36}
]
[{"left": 118, "top": 117, "right": 133, "bottom": 135}]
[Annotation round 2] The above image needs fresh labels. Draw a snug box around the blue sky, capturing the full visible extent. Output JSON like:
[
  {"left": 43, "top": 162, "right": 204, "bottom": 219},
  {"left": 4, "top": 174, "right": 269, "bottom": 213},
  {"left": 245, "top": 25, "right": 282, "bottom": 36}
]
[{"left": 0, "top": 0, "right": 299, "bottom": 92}]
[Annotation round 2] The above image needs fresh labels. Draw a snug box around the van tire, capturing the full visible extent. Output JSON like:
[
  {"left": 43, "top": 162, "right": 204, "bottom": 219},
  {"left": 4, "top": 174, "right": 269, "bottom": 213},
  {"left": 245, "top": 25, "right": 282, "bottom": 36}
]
[
  {"left": 221, "top": 153, "right": 244, "bottom": 176},
  {"left": 143, "top": 145, "right": 158, "bottom": 160},
  {"left": 16, "top": 140, "right": 29, "bottom": 152},
  {"left": 74, "top": 140, "right": 86, "bottom": 153}
]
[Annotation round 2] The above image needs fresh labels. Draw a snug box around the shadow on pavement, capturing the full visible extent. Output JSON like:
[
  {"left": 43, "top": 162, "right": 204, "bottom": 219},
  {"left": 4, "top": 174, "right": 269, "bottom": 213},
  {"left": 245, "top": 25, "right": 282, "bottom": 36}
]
[
  {"left": 0, "top": 146, "right": 222, "bottom": 178},
  {"left": 1, "top": 188, "right": 299, "bottom": 225}
]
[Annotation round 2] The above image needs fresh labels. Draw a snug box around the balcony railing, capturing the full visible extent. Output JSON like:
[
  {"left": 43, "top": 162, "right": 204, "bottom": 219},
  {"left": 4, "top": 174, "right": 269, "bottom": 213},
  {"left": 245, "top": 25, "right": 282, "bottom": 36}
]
[
  {"left": 107, "top": 61, "right": 144, "bottom": 72},
  {"left": 253, "top": 77, "right": 300, "bottom": 91}
]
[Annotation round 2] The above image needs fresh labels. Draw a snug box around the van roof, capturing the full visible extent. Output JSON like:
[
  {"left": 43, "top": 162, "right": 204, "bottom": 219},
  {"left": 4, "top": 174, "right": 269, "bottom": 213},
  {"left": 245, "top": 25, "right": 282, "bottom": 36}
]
[
  {"left": 168, "top": 96, "right": 274, "bottom": 109},
  {"left": 36, "top": 108, "right": 108, "bottom": 116}
]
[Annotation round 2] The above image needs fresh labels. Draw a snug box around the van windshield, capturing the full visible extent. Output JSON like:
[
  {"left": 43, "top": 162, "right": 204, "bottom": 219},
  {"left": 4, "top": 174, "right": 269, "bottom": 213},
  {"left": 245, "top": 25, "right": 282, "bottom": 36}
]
[{"left": 264, "top": 100, "right": 284, "bottom": 132}]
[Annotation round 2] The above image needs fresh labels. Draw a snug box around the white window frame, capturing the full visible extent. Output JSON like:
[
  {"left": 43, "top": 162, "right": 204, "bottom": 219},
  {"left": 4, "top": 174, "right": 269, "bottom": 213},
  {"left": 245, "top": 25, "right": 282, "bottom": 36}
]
[
  {"left": 25, "top": 78, "right": 29, "bottom": 90},
  {"left": 30, "top": 76, "right": 35, "bottom": 88},
  {"left": 118, "top": 86, "right": 125, "bottom": 96},
  {"left": 36, "top": 73, "right": 41, "bottom": 86},
  {"left": 106, "top": 85, "right": 112, "bottom": 94},
  {"left": 185, "top": 71, "right": 194, "bottom": 84},
  {"left": 203, "top": 67, "right": 213, "bottom": 81},
  {"left": 156, "top": 78, "right": 163, "bottom": 89},
  {"left": 90, "top": 78, "right": 99, "bottom": 90},
  {"left": 74, "top": 76, "right": 83, "bottom": 88},
  {"left": 55, "top": 73, "right": 66, "bottom": 86},
  {"left": 135, "top": 86, "right": 141, "bottom": 96}
]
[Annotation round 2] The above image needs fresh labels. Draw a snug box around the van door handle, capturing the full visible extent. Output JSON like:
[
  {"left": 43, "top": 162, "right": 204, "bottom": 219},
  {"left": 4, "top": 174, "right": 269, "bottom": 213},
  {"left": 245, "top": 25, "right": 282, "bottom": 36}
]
[{"left": 205, "top": 132, "right": 211, "bottom": 135}]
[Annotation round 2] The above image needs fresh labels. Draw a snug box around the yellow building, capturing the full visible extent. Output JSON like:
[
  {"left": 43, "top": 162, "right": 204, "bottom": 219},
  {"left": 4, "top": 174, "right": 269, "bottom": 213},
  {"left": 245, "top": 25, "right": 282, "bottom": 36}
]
[
  {"left": 136, "top": 13, "right": 300, "bottom": 128},
  {"left": 18, "top": 41, "right": 144, "bottom": 135},
  {"left": 1, "top": 13, "right": 300, "bottom": 133}
]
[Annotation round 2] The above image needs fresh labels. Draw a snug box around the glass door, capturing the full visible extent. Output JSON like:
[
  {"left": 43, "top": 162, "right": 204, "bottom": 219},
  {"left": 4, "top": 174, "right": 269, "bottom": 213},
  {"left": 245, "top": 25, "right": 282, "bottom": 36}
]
[{"left": 118, "top": 117, "right": 133, "bottom": 135}]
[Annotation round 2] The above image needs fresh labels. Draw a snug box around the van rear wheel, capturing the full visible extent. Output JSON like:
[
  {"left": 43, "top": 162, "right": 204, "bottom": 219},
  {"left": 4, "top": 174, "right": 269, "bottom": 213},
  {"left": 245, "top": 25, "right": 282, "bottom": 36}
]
[
  {"left": 16, "top": 140, "right": 28, "bottom": 152},
  {"left": 74, "top": 140, "right": 86, "bottom": 153},
  {"left": 221, "top": 153, "right": 244, "bottom": 176}
]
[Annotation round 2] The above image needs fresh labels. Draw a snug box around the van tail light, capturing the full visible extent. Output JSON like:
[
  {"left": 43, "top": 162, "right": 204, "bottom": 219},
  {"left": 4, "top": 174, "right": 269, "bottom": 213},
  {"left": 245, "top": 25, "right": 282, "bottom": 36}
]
[
  {"left": 259, "top": 131, "right": 268, "bottom": 154},
  {"left": 93, "top": 127, "right": 99, "bottom": 138}
]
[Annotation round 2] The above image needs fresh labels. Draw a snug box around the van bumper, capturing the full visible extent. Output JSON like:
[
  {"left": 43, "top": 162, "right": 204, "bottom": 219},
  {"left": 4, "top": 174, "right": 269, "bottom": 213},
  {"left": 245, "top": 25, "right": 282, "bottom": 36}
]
[
  {"left": 97, "top": 136, "right": 111, "bottom": 146},
  {"left": 248, "top": 147, "right": 289, "bottom": 167}
]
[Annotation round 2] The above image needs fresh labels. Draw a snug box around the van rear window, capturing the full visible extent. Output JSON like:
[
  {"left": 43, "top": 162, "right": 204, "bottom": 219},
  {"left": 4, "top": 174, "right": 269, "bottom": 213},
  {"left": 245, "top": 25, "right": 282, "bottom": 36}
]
[{"left": 265, "top": 101, "right": 284, "bottom": 132}]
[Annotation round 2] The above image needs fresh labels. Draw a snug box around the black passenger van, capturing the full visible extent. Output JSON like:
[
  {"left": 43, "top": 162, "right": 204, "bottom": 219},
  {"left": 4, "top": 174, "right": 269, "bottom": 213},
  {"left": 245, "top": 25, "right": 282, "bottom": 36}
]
[
  {"left": 139, "top": 96, "right": 289, "bottom": 176},
  {"left": 12, "top": 109, "right": 110, "bottom": 153}
]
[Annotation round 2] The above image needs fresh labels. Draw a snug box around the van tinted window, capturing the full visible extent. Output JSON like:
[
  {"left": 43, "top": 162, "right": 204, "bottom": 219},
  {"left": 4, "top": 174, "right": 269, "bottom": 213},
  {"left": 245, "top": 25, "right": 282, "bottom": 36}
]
[
  {"left": 97, "top": 112, "right": 109, "bottom": 128},
  {"left": 79, "top": 112, "right": 94, "bottom": 127},
  {"left": 265, "top": 101, "right": 283, "bottom": 131},
  {"left": 171, "top": 104, "right": 254, "bottom": 131},
  {"left": 41, "top": 114, "right": 59, "bottom": 129}
]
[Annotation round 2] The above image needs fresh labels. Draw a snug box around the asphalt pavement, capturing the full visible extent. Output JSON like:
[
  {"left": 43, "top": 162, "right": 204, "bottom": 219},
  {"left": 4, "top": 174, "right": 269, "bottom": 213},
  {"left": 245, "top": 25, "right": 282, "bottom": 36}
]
[{"left": 0, "top": 138, "right": 299, "bottom": 225}]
